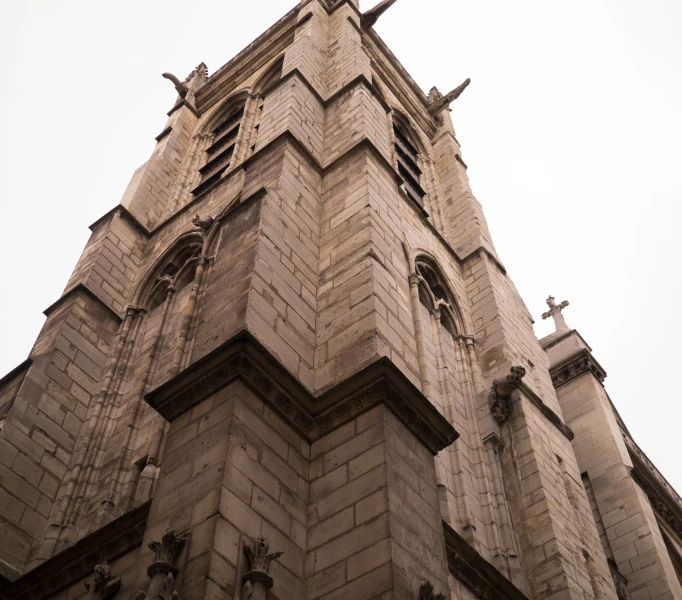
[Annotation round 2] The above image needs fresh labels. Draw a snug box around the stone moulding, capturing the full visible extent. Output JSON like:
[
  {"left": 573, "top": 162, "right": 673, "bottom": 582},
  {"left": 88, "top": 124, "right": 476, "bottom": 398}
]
[
  {"left": 518, "top": 382, "right": 575, "bottom": 441},
  {"left": 145, "top": 331, "right": 458, "bottom": 455},
  {"left": 0, "top": 501, "right": 151, "bottom": 600},
  {"left": 624, "top": 433, "right": 682, "bottom": 538},
  {"left": 443, "top": 521, "right": 529, "bottom": 600},
  {"left": 549, "top": 348, "right": 607, "bottom": 389}
]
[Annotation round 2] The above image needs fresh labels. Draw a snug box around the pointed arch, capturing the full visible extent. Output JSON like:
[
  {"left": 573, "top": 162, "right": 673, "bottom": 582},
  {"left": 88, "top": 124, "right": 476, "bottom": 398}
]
[
  {"left": 193, "top": 90, "right": 249, "bottom": 196},
  {"left": 199, "top": 90, "right": 250, "bottom": 136},
  {"left": 134, "top": 232, "right": 204, "bottom": 309},
  {"left": 414, "top": 254, "right": 467, "bottom": 335},
  {"left": 252, "top": 55, "right": 284, "bottom": 96}
]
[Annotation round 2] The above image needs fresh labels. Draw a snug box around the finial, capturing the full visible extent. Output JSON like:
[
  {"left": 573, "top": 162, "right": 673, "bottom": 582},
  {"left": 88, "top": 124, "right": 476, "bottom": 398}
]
[
  {"left": 361, "top": 0, "right": 399, "bottom": 29},
  {"left": 542, "top": 295, "right": 570, "bottom": 332},
  {"left": 427, "top": 78, "right": 471, "bottom": 116}
]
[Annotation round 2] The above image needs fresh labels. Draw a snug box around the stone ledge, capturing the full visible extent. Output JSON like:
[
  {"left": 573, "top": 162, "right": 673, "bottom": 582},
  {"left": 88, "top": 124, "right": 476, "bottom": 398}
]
[
  {"left": 88, "top": 203, "right": 150, "bottom": 236},
  {"left": 43, "top": 282, "right": 123, "bottom": 323},
  {"left": 518, "top": 382, "right": 575, "bottom": 441},
  {"left": 0, "top": 501, "right": 150, "bottom": 600},
  {"left": 0, "top": 358, "right": 32, "bottom": 390},
  {"left": 443, "top": 521, "right": 529, "bottom": 600},
  {"left": 146, "top": 331, "right": 458, "bottom": 455}
]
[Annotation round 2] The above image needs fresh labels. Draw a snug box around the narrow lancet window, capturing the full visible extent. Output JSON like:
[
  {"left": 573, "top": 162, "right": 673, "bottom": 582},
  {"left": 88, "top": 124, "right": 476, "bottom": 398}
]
[
  {"left": 193, "top": 102, "right": 246, "bottom": 195},
  {"left": 393, "top": 123, "right": 426, "bottom": 207}
]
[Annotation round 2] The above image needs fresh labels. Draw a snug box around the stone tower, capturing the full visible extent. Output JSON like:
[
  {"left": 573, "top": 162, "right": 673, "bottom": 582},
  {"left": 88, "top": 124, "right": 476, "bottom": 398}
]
[{"left": 0, "top": 1, "right": 680, "bottom": 599}]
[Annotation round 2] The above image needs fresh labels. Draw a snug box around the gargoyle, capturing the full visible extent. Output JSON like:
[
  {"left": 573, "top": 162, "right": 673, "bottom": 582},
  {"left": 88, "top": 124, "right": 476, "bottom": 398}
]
[
  {"left": 192, "top": 214, "right": 214, "bottom": 230},
  {"left": 243, "top": 537, "right": 283, "bottom": 574},
  {"left": 427, "top": 78, "right": 471, "bottom": 116},
  {"left": 361, "top": 0, "right": 398, "bottom": 29},
  {"left": 419, "top": 580, "right": 446, "bottom": 600},
  {"left": 162, "top": 72, "right": 189, "bottom": 99},
  {"left": 84, "top": 562, "right": 121, "bottom": 600},
  {"left": 490, "top": 366, "right": 526, "bottom": 424}
]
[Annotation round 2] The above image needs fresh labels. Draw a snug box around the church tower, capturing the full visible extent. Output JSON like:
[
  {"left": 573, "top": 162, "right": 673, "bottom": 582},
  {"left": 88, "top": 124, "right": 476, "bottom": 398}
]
[{"left": 1, "top": 1, "right": 680, "bottom": 599}]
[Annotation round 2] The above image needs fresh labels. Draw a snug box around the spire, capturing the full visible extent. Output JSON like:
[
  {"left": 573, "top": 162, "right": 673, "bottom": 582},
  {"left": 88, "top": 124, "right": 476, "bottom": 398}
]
[{"left": 542, "top": 295, "right": 570, "bottom": 333}]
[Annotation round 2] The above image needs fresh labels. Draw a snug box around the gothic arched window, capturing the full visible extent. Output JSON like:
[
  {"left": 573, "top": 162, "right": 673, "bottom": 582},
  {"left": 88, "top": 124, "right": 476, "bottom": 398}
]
[
  {"left": 193, "top": 99, "right": 246, "bottom": 196},
  {"left": 393, "top": 119, "right": 426, "bottom": 208},
  {"left": 144, "top": 240, "right": 202, "bottom": 311}
]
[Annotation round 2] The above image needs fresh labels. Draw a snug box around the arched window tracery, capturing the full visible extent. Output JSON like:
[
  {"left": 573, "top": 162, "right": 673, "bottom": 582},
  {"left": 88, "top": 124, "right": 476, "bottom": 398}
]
[
  {"left": 144, "top": 241, "right": 202, "bottom": 310},
  {"left": 413, "top": 257, "right": 464, "bottom": 417}
]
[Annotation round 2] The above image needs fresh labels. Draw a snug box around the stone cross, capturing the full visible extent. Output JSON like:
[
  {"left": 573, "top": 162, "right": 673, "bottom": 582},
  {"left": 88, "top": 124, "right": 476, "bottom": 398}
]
[{"left": 542, "top": 296, "right": 570, "bottom": 332}]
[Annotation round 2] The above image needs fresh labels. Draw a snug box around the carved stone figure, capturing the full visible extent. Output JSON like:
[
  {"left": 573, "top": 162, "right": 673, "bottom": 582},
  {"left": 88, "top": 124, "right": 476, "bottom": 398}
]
[
  {"left": 192, "top": 214, "right": 214, "bottom": 230},
  {"left": 361, "top": 0, "right": 399, "bottom": 29},
  {"left": 419, "top": 580, "right": 446, "bottom": 600},
  {"left": 162, "top": 72, "right": 189, "bottom": 99},
  {"left": 84, "top": 562, "right": 121, "bottom": 600},
  {"left": 427, "top": 78, "right": 471, "bottom": 116},
  {"left": 241, "top": 537, "right": 283, "bottom": 600},
  {"left": 135, "top": 528, "right": 188, "bottom": 600},
  {"left": 490, "top": 366, "right": 526, "bottom": 423}
]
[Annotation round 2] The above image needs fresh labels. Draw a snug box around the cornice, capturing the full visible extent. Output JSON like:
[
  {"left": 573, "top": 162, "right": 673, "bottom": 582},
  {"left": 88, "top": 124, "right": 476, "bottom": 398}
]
[
  {"left": 443, "top": 522, "right": 529, "bottom": 600},
  {"left": 549, "top": 348, "right": 607, "bottom": 389},
  {"left": 0, "top": 502, "right": 150, "bottom": 600},
  {"left": 624, "top": 434, "right": 682, "bottom": 539},
  {"left": 363, "top": 33, "right": 437, "bottom": 138},
  {"left": 196, "top": 7, "right": 299, "bottom": 114},
  {"left": 146, "top": 332, "right": 458, "bottom": 455}
]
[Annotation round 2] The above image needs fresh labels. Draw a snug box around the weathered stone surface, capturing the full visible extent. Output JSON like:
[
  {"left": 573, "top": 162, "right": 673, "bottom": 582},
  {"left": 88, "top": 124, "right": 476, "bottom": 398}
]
[{"left": 1, "top": 1, "right": 679, "bottom": 599}]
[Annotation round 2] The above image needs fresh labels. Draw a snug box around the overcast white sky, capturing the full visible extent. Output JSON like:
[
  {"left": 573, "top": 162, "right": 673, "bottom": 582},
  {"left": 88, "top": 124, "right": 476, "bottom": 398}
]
[{"left": 1, "top": 0, "right": 680, "bottom": 492}]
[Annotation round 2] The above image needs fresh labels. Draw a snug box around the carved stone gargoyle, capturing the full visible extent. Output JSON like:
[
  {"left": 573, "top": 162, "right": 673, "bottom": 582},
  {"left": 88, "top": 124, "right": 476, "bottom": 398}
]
[
  {"left": 162, "top": 73, "right": 189, "bottom": 99},
  {"left": 361, "top": 0, "right": 398, "bottom": 29},
  {"left": 84, "top": 562, "right": 120, "bottom": 600},
  {"left": 241, "top": 537, "right": 283, "bottom": 600},
  {"left": 490, "top": 366, "right": 526, "bottom": 424},
  {"left": 427, "top": 78, "right": 471, "bottom": 116},
  {"left": 134, "top": 528, "right": 189, "bottom": 600},
  {"left": 192, "top": 214, "right": 214, "bottom": 230},
  {"left": 419, "top": 580, "right": 446, "bottom": 600},
  {"left": 162, "top": 63, "right": 207, "bottom": 112}
]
